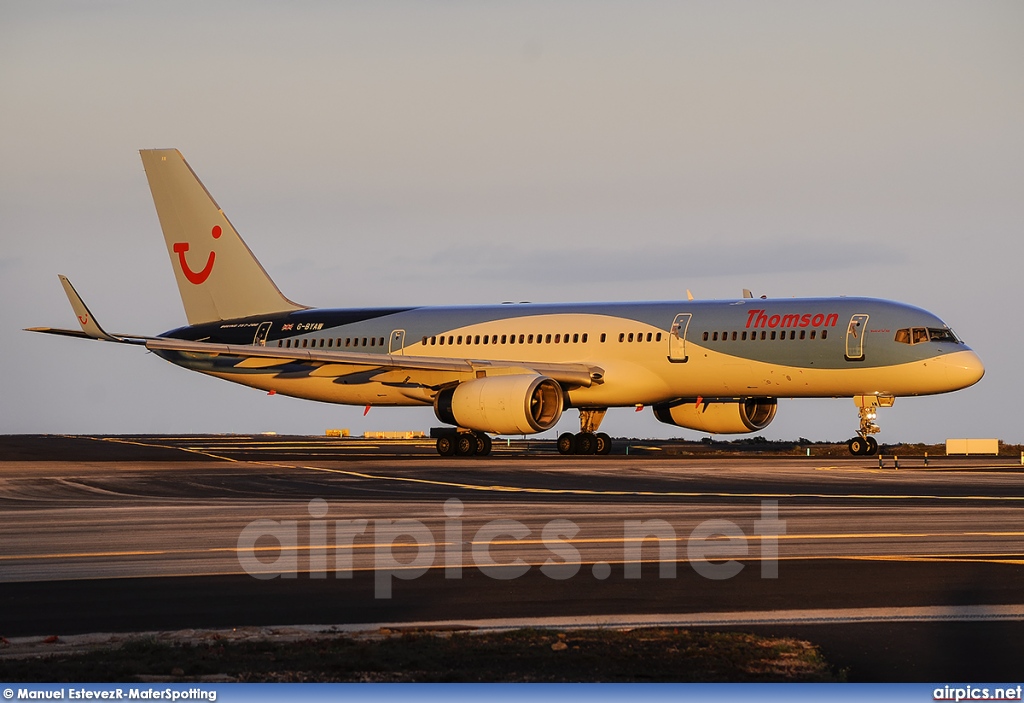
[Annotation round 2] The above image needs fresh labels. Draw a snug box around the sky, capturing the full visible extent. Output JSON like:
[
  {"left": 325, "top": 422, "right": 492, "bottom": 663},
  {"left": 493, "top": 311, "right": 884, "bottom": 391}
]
[{"left": 2, "top": 1, "right": 1022, "bottom": 443}]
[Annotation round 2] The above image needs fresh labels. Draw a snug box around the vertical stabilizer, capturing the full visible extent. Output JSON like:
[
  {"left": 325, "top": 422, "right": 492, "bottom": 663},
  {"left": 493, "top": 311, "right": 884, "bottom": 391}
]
[{"left": 140, "top": 149, "right": 306, "bottom": 325}]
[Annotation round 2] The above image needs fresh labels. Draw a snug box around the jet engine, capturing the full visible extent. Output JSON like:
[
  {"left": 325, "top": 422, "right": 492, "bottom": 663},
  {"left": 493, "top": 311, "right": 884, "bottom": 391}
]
[
  {"left": 653, "top": 398, "right": 777, "bottom": 434},
  {"left": 434, "top": 374, "right": 564, "bottom": 435}
]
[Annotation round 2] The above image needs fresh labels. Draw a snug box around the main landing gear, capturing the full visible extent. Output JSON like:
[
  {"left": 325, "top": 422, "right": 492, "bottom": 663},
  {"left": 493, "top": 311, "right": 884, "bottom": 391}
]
[
  {"left": 846, "top": 395, "right": 894, "bottom": 456},
  {"left": 435, "top": 431, "right": 492, "bottom": 457},
  {"left": 558, "top": 408, "right": 613, "bottom": 456}
]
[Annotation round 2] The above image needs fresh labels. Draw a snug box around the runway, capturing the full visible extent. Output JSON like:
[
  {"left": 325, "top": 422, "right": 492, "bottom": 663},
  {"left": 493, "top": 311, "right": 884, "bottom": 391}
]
[{"left": 2, "top": 434, "right": 1023, "bottom": 680}]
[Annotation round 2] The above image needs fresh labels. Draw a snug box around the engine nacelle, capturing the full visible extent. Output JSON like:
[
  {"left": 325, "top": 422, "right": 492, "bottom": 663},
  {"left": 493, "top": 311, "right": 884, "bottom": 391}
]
[
  {"left": 653, "top": 398, "right": 777, "bottom": 434},
  {"left": 434, "top": 374, "right": 564, "bottom": 435}
]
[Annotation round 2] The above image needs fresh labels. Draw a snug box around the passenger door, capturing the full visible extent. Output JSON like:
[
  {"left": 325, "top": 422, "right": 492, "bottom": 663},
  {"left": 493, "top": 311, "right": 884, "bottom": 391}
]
[
  {"left": 253, "top": 321, "right": 273, "bottom": 346},
  {"left": 389, "top": 329, "right": 406, "bottom": 355},
  {"left": 845, "top": 314, "right": 869, "bottom": 361},
  {"left": 668, "top": 313, "right": 691, "bottom": 363}
]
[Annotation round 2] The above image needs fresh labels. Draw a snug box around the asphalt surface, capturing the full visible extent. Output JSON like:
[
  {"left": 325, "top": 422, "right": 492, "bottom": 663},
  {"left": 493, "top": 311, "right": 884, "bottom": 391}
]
[{"left": 1, "top": 434, "right": 1023, "bottom": 681}]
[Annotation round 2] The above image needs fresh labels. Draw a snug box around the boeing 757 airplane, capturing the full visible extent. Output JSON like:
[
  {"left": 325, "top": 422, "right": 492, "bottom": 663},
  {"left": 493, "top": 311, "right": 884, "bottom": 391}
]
[{"left": 29, "top": 149, "right": 985, "bottom": 456}]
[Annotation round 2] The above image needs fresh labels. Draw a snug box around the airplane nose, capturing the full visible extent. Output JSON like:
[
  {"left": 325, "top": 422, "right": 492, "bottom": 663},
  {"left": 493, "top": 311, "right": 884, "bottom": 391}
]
[{"left": 939, "top": 349, "right": 985, "bottom": 390}]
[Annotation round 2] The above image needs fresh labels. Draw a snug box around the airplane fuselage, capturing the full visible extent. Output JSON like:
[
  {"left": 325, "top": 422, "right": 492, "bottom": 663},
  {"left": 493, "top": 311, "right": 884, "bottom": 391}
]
[{"left": 156, "top": 296, "right": 983, "bottom": 409}]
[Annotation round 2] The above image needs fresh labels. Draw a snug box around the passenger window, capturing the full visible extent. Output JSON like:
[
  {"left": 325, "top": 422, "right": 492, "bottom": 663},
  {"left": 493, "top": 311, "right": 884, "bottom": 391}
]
[
  {"left": 528, "top": 334, "right": 534, "bottom": 344},
  {"left": 628, "top": 333, "right": 635, "bottom": 342},
  {"left": 770, "top": 331, "right": 776, "bottom": 340},
  {"left": 482, "top": 335, "right": 488, "bottom": 345},
  {"left": 790, "top": 331, "right": 796, "bottom": 340},
  {"left": 456, "top": 336, "right": 462, "bottom": 345},
  {"left": 370, "top": 338, "right": 375, "bottom": 347},
  {"left": 810, "top": 330, "right": 816, "bottom": 339},
  {"left": 600, "top": 333, "right": 607, "bottom": 343},
  {"left": 799, "top": 330, "right": 805, "bottom": 340},
  {"left": 582, "top": 333, "right": 588, "bottom": 343},
  {"left": 646, "top": 333, "right": 652, "bottom": 342},
  {"left": 741, "top": 331, "right": 747, "bottom": 341},
  {"left": 618, "top": 333, "right": 623, "bottom": 343},
  {"left": 518, "top": 334, "right": 525, "bottom": 344},
  {"left": 573, "top": 334, "right": 579, "bottom": 343},
  {"left": 655, "top": 333, "right": 662, "bottom": 342},
  {"left": 277, "top": 340, "right": 282, "bottom": 347},
  {"left": 731, "top": 332, "right": 737, "bottom": 341},
  {"left": 821, "top": 330, "right": 828, "bottom": 340},
  {"left": 703, "top": 332, "right": 709, "bottom": 341},
  {"left": 327, "top": 339, "right": 332, "bottom": 348},
  {"left": 545, "top": 334, "right": 552, "bottom": 343}
]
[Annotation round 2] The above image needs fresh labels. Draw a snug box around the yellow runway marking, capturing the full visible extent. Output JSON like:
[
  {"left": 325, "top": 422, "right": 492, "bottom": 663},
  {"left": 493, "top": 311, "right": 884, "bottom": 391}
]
[{"left": 72, "top": 436, "right": 1024, "bottom": 504}]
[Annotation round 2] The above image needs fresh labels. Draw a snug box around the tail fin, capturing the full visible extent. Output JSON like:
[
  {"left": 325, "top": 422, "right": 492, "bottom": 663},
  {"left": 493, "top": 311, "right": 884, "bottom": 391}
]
[{"left": 140, "top": 149, "right": 306, "bottom": 325}]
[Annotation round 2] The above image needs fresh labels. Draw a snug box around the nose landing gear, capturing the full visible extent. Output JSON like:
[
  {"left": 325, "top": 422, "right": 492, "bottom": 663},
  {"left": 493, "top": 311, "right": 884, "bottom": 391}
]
[{"left": 847, "top": 395, "right": 894, "bottom": 456}]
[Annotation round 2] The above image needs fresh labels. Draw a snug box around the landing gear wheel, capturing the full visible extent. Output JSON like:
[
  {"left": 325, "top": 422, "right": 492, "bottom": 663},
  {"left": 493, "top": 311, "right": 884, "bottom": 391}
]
[
  {"left": 436, "top": 436, "right": 456, "bottom": 457},
  {"left": 455, "top": 433, "right": 477, "bottom": 456},
  {"left": 865, "top": 436, "right": 878, "bottom": 456},
  {"left": 474, "top": 433, "right": 492, "bottom": 456},
  {"left": 557, "top": 432, "right": 577, "bottom": 455},
  {"left": 848, "top": 437, "right": 867, "bottom": 456},
  {"left": 595, "top": 432, "right": 612, "bottom": 455},
  {"left": 576, "top": 432, "right": 597, "bottom": 455}
]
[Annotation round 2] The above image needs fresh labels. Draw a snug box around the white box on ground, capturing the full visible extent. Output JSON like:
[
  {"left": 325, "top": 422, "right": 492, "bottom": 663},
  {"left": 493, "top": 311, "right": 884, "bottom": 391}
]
[{"left": 945, "top": 438, "right": 999, "bottom": 455}]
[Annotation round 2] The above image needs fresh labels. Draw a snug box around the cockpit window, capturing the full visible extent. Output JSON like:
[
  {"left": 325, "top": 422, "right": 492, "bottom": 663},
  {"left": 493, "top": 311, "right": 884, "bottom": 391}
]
[
  {"left": 895, "top": 327, "right": 961, "bottom": 345},
  {"left": 928, "top": 327, "right": 960, "bottom": 343}
]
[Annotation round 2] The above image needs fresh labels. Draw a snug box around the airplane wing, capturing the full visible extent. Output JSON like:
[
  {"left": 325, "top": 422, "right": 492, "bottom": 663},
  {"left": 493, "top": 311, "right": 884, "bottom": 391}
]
[
  {"left": 28, "top": 275, "right": 603, "bottom": 390},
  {"left": 25, "top": 275, "right": 159, "bottom": 345},
  {"left": 144, "top": 337, "right": 603, "bottom": 389},
  {"left": 28, "top": 274, "right": 602, "bottom": 392}
]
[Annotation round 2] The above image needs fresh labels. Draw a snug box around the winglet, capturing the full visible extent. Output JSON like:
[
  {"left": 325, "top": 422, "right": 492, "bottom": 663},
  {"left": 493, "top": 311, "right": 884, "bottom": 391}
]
[{"left": 58, "top": 275, "right": 117, "bottom": 341}]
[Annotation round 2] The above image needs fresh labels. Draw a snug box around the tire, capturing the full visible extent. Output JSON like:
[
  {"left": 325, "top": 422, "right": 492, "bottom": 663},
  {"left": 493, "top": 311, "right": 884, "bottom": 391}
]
[
  {"left": 865, "top": 436, "right": 878, "bottom": 455},
  {"left": 436, "top": 436, "right": 456, "bottom": 457},
  {"left": 456, "top": 433, "right": 477, "bottom": 456},
  {"left": 557, "top": 432, "right": 577, "bottom": 455},
  {"left": 576, "top": 432, "right": 597, "bottom": 455},
  {"left": 595, "top": 432, "right": 612, "bottom": 455},
  {"left": 475, "top": 433, "right": 492, "bottom": 456},
  {"left": 848, "top": 437, "right": 866, "bottom": 456}
]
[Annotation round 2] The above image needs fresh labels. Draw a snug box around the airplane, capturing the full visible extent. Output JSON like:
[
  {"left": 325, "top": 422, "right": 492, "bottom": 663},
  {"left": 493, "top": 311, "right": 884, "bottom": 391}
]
[{"left": 28, "top": 149, "right": 985, "bottom": 457}]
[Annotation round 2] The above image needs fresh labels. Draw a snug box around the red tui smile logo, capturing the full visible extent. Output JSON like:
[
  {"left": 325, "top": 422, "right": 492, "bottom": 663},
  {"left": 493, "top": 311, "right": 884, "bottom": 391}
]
[{"left": 173, "top": 226, "right": 221, "bottom": 285}]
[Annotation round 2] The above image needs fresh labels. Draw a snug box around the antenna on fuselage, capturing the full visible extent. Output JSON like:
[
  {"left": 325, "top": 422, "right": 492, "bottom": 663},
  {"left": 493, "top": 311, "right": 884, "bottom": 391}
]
[
  {"left": 742, "top": 289, "right": 753, "bottom": 298},
  {"left": 686, "top": 289, "right": 694, "bottom": 301}
]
